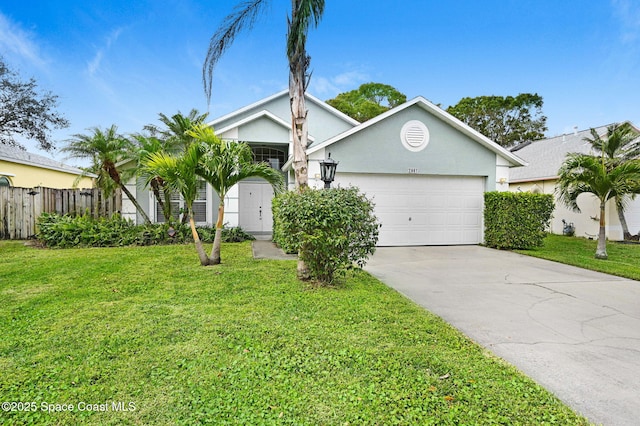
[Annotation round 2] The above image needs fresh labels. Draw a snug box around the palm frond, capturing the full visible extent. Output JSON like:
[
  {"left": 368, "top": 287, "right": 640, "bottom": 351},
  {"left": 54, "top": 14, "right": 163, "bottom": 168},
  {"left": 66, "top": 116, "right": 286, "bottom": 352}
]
[
  {"left": 287, "top": 0, "right": 324, "bottom": 61},
  {"left": 203, "top": 0, "right": 269, "bottom": 103},
  {"left": 557, "top": 153, "right": 640, "bottom": 212}
]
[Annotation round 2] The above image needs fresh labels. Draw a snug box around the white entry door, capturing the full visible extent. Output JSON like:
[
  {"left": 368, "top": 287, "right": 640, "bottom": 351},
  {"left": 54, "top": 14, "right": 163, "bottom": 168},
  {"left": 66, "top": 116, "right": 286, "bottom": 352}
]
[{"left": 239, "top": 182, "right": 274, "bottom": 233}]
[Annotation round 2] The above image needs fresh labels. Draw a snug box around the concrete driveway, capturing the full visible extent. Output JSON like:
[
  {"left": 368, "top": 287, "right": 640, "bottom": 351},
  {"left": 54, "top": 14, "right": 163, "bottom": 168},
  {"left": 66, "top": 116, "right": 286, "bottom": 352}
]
[{"left": 366, "top": 246, "right": 640, "bottom": 426}]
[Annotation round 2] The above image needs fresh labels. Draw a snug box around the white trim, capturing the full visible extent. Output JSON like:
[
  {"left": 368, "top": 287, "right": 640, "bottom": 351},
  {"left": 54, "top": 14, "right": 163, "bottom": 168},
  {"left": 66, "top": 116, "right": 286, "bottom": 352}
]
[
  {"left": 207, "top": 90, "right": 360, "bottom": 128},
  {"left": 0, "top": 154, "right": 92, "bottom": 176},
  {"left": 207, "top": 91, "right": 288, "bottom": 127},
  {"left": 306, "top": 96, "right": 527, "bottom": 167},
  {"left": 305, "top": 92, "right": 361, "bottom": 126},
  {"left": 510, "top": 176, "right": 558, "bottom": 184},
  {"left": 215, "top": 110, "right": 289, "bottom": 135},
  {"left": 0, "top": 172, "right": 16, "bottom": 177},
  {"left": 214, "top": 110, "right": 315, "bottom": 143}
]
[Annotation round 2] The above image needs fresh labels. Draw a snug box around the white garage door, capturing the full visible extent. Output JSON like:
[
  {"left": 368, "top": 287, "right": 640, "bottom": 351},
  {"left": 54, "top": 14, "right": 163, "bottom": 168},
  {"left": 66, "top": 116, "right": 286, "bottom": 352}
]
[
  {"left": 334, "top": 173, "right": 485, "bottom": 246},
  {"left": 625, "top": 198, "right": 640, "bottom": 236}
]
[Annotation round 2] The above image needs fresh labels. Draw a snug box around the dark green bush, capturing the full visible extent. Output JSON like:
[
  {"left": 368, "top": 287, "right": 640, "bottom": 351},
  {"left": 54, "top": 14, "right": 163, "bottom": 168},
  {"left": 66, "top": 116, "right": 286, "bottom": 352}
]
[
  {"left": 221, "top": 226, "right": 255, "bottom": 242},
  {"left": 36, "top": 213, "right": 254, "bottom": 248},
  {"left": 273, "top": 187, "right": 380, "bottom": 284},
  {"left": 484, "top": 192, "right": 554, "bottom": 249}
]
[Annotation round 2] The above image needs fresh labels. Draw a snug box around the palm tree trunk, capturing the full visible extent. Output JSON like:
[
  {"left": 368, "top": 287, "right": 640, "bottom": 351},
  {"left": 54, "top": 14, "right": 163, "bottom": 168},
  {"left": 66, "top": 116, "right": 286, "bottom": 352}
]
[
  {"left": 189, "top": 213, "right": 210, "bottom": 266},
  {"left": 105, "top": 163, "right": 152, "bottom": 224},
  {"left": 150, "top": 178, "right": 171, "bottom": 223},
  {"left": 289, "top": 41, "right": 310, "bottom": 278},
  {"left": 290, "top": 83, "right": 309, "bottom": 190},
  {"left": 163, "top": 186, "right": 174, "bottom": 222},
  {"left": 615, "top": 197, "right": 633, "bottom": 240},
  {"left": 119, "top": 182, "right": 152, "bottom": 225},
  {"left": 209, "top": 201, "right": 225, "bottom": 265},
  {"left": 595, "top": 201, "right": 608, "bottom": 259}
]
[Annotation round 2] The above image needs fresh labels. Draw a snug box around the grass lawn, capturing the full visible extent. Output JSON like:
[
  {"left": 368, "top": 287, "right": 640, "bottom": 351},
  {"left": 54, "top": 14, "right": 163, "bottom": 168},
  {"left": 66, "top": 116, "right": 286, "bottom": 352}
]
[
  {"left": 516, "top": 234, "right": 640, "bottom": 281},
  {"left": 0, "top": 241, "right": 589, "bottom": 425}
]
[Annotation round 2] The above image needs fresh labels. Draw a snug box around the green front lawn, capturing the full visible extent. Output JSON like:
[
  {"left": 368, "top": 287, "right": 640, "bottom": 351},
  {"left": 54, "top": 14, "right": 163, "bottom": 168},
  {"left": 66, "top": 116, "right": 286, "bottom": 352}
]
[
  {"left": 0, "top": 241, "right": 589, "bottom": 425},
  {"left": 516, "top": 234, "right": 640, "bottom": 281}
]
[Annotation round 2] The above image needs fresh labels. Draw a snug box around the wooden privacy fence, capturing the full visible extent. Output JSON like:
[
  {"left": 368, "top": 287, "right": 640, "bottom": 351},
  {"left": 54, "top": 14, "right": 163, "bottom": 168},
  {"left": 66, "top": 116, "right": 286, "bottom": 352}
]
[{"left": 0, "top": 186, "right": 122, "bottom": 240}]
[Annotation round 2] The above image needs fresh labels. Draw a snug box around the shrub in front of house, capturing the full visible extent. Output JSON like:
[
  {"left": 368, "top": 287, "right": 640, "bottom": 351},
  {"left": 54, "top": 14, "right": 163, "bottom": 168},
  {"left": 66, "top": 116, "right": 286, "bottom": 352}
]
[
  {"left": 36, "top": 213, "right": 253, "bottom": 248},
  {"left": 272, "top": 187, "right": 380, "bottom": 284},
  {"left": 484, "top": 191, "right": 554, "bottom": 249}
]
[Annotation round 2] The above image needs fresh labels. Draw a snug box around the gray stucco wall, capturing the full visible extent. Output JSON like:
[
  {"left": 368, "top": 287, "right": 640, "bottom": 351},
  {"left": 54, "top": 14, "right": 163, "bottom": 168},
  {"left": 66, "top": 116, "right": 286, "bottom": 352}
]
[
  {"left": 212, "top": 94, "right": 356, "bottom": 143},
  {"left": 327, "top": 105, "right": 497, "bottom": 189},
  {"left": 238, "top": 116, "right": 290, "bottom": 143}
]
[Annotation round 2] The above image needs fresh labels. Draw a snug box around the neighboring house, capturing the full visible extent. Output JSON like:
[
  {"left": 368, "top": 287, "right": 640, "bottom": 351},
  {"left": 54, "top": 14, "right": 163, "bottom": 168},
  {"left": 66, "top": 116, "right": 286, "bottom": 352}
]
[
  {"left": 0, "top": 144, "right": 94, "bottom": 188},
  {"left": 125, "top": 90, "right": 525, "bottom": 246},
  {"left": 509, "top": 123, "right": 640, "bottom": 240}
]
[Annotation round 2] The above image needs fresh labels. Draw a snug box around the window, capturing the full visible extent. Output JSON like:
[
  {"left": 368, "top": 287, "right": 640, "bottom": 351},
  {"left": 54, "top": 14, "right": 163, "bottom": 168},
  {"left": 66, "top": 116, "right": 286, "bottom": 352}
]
[
  {"left": 252, "top": 146, "right": 287, "bottom": 170},
  {"left": 0, "top": 176, "right": 11, "bottom": 187},
  {"left": 156, "top": 179, "right": 207, "bottom": 223}
]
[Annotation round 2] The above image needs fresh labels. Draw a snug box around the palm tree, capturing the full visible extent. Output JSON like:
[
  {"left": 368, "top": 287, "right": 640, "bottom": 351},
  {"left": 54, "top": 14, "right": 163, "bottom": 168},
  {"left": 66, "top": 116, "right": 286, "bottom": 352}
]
[
  {"left": 557, "top": 152, "right": 640, "bottom": 259},
  {"left": 131, "top": 133, "right": 175, "bottom": 223},
  {"left": 142, "top": 143, "right": 210, "bottom": 266},
  {"left": 203, "top": 0, "right": 325, "bottom": 191},
  {"left": 189, "top": 125, "right": 285, "bottom": 265},
  {"left": 63, "top": 125, "right": 152, "bottom": 224},
  {"left": 144, "top": 109, "right": 209, "bottom": 151},
  {"left": 133, "top": 110, "right": 209, "bottom": 225},
  {"left": 583, "top": 122, "right": 640, "bottom": 239}
]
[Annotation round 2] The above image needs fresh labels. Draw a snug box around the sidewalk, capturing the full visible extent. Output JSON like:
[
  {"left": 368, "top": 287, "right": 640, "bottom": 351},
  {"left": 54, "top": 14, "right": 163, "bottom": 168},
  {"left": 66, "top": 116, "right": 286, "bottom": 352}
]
[{"left": 251, "top": 239, "right": 296, "bottom": 260}]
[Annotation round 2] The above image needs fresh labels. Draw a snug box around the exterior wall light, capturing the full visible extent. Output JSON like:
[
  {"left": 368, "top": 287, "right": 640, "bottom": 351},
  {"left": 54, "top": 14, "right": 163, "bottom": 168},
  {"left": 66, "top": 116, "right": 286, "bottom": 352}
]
[{"left": 319, "top": 153, "right": 338, "bottom": 189}]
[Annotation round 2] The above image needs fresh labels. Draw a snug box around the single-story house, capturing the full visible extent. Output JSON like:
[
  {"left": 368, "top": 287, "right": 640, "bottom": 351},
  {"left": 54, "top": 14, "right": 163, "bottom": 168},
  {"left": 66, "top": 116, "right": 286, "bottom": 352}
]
[
  {"left": 509, "top": 123, "right": 640, "bottom": 240},
  {"left": 124, "top": 90, "right": 526, "bottom": 246},
  {"left": 0, "top": 144, "right": 94, "bottom": 188}
]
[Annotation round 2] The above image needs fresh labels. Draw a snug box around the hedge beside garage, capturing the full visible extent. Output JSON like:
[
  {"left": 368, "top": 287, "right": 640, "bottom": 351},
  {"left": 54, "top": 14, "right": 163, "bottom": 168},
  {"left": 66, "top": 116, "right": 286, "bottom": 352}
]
[{"left": 484, "top": 192, "right": 554, "bottom": 249}]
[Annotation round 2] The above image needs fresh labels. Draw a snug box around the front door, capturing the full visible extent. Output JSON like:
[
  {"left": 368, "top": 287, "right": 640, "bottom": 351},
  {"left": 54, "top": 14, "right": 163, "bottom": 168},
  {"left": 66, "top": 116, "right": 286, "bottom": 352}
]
[{"left": 239, "top": 182, "right": 274, "bottom": 233}]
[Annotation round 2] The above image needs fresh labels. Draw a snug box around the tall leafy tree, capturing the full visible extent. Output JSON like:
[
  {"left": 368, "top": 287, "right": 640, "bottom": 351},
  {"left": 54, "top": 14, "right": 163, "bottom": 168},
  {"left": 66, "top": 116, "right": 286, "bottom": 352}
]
[
  {"left": 62, "top": 125, "right": 152, "bottom": 224},
  {"left": 142, "top": 143, "right": 210, "bottom": 265},
  {"left": 557, "top": 153, "right": 640, "bottom": 259},
  {"left": 326, "top": 82, "right": 407, "bottom": 122},
  {"left": 189, "top": 125, "right": 285, "bottom": 265},
  {"left": 583, "top": 122, "right": 640, "bottom": 239},
  {"left": 203, "top": 0, "right": 325, "bottom": 191},
  {"left": 447, "top": 93, "right": 547, "bottom": 147},
  {"left": 0, "top": 56, "right": 69, "bottom": 151}
]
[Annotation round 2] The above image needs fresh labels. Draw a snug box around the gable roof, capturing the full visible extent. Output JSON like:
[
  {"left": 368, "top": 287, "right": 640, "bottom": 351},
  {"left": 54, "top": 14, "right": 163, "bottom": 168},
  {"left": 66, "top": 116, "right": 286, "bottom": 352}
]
[
  {"left": 0, "top": 144, "right": 88, "bottom": 176},
  {"left": 207, "top": 90, "right": 360, "bottom": 129},
  {"left": 306, "top": 96, "right": 527, "bottom": 167},
  {"left": 214, "top": 109, "right": 315, "bottom": 143},
  {"left": 509, "top": 122, "right": 639, "bottom": 182}
]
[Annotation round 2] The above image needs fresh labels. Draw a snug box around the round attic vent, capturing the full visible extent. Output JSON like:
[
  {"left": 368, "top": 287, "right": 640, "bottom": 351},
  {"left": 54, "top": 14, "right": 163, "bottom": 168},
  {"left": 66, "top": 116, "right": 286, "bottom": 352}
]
[{"left": 400, "top": 120, "right": 429, "bottom": 152}]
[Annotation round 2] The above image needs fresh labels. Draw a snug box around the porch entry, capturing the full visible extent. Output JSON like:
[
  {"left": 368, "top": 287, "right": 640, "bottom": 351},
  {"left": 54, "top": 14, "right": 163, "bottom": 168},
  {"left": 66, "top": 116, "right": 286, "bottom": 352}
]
[{"left": 238, "top": 181, "right": 274, "bottom": 233}]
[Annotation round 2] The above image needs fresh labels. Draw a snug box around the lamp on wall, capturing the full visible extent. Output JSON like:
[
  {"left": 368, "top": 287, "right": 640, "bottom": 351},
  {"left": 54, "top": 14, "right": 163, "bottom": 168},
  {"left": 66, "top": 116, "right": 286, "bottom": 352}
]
[{"left": 319, "top": 153, "right": 339, "bottom": 189}]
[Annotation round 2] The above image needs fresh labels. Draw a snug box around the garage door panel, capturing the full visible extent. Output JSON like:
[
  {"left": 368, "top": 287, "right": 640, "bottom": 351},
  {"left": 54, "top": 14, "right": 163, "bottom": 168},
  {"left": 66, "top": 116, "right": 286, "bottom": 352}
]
[
  {"left": 464, "top": 213, "right": 482, "bottom": 226},
  {"left": 446, "top": 212, "right": 463, "bottom": 225},
  {"left": 335, "top": 173, "right": 484, "bottom": 246}
]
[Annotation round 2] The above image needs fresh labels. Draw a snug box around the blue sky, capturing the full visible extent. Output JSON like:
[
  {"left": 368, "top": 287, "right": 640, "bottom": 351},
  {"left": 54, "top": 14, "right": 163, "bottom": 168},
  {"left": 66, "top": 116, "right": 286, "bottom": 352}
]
[{"left": 2, "top": 0, "right": 639, "bottom": 164}]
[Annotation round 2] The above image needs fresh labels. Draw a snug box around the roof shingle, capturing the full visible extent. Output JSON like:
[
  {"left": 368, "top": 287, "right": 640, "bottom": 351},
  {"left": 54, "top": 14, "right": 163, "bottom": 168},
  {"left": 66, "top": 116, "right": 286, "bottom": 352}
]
[
  {"left": 0, "top": 144, "right": 86, "bottom": 175},
  {"left": 509, "top": 124, "right": 612, "bottom": 182}
]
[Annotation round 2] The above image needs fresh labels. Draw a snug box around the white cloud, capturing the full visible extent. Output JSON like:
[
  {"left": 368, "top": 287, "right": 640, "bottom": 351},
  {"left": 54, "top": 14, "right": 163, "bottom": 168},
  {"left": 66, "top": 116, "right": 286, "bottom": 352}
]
[
  {"left": 87, "top": 51, "right": 104, "bottom": 76},
  {"left": 0, "top": 12, "right": 46, "bottom": 68},
  {"left": 611, "top": 0, "right": 640, "bottom": 43},
  {"left": 333, "top": 71, "right": 369, "bottom": 87},
  {"left": 310, "top": 76, "right": 339, "bottom": 96},
  {"left": 86, "top": 27, "right": 124, "bottom": 77},
  {"left": 310, "top": 69, "right": 370, "bottom": 97}
]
